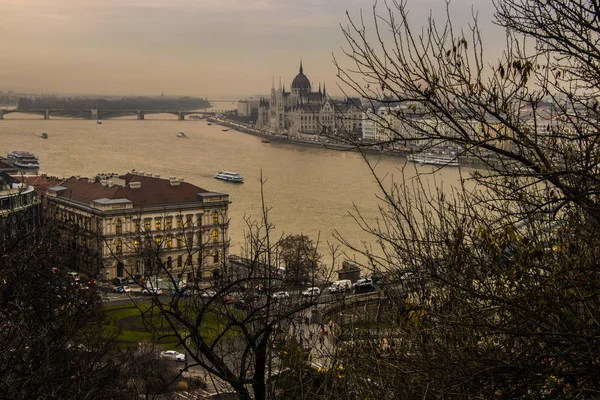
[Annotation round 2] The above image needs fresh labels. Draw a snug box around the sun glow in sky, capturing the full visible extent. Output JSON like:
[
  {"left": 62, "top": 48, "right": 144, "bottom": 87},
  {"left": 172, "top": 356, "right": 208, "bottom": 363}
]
[{"left": 0, "top": 0, "right": 500, "bottom": 98}]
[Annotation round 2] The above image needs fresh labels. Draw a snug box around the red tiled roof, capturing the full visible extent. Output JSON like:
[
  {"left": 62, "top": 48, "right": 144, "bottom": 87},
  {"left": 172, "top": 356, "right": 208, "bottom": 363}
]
[{"left": 54, "top": 173, "right": 212, "bottom": 207}]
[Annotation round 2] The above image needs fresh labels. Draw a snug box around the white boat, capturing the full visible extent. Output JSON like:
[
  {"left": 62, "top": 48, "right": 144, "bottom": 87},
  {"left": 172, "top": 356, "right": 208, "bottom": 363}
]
[
  {"left": 7, "top": 151, "right": 39, "bottom": 169},
  {"left": 214, "top": 171, "right": 243, "bottom": 183},
  {"left": 97, "top": 120, "right": 102, "bottom": 124},
  {"left": 407, "top": 153, "right": 459, "bottom": 167},
  {"left": 177, "top": 132, "right": 187, "bottom": 138}
]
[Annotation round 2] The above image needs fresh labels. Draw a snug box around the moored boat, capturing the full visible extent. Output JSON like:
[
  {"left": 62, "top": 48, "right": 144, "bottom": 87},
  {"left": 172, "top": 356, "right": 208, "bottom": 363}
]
[
  {"left": 261, "top": 139, "right": 271, "bottom": 143},
  {"left": 214, "top": 171, "right": 243, "bottom": 183},
  {"left": 7, "top": 151, "right": 40, "bottom": 169},
  {"left": 407, "top": 153, "right": 459, "bottom": 167},
  {"left": 177, "top": 132, "right": 187, "bottom": 138},
  {"left": 41, "top": 132, "right": 48, "bottom": 139},
  {"left": 97, "top": 120, "right": 102, "bottom": 124}
]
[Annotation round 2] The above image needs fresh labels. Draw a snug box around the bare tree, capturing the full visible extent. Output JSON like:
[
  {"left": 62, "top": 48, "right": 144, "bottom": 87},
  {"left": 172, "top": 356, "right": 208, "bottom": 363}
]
[{"left": 326, "top": 0, "right": 600, "bottom": 398}]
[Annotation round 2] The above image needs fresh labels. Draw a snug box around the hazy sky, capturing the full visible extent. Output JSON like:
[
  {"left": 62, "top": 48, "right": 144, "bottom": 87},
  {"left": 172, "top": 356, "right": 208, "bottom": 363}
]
[{"left": 0, "top": 0, "right": 501, "bottom": 98}]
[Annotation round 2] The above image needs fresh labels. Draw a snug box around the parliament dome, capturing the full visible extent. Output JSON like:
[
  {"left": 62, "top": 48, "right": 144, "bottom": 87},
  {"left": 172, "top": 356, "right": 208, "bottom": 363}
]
[{"left": 291, "top": 61, "right": 311, "bottom": 91}]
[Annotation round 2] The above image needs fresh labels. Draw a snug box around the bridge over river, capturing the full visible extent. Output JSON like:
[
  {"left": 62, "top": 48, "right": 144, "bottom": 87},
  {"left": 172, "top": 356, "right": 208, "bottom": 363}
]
[{"left": 0, "top": 108, "right": 215, "bottom": 120}]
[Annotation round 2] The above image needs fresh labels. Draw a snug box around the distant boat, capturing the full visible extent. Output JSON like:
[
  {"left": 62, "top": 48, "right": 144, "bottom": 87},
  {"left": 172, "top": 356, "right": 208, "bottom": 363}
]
[
  {"left": 214, "top": 171, "right": 243, "bottom": 183},
  {"left": 97, "top": 120, "right": 102, "bottom": 124},
  {"left": 41, "top": 132, "right": 48, "bottom": 139},
  {"left": 222, "top": 129, "right": 229, "bottom": 132},
  {"left": 407, "top": 153, "right": 459, "bottom": 167},
  {"left": 261, "top": 139, "right": 270, "bottom": 143},
  {"left": 7, "top": 151, "right": 40, "bottom": 169},
  {"left": 207, "top": 123, "right": 212, "bottom": 126},
  {"left": 177, "top": 132, "right": 187, "bottom": 138}
]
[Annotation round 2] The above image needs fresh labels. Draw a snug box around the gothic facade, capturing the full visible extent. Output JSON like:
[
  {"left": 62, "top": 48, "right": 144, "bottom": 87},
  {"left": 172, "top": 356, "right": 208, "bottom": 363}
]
[{"left": 256, "top": 62, "right": 363, "bottom": 137}]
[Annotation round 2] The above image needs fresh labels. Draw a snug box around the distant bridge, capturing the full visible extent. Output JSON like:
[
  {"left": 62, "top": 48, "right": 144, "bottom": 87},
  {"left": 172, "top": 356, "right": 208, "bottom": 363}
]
[{"left": 0, "top": 108, "right": 215, "bottom": 120}]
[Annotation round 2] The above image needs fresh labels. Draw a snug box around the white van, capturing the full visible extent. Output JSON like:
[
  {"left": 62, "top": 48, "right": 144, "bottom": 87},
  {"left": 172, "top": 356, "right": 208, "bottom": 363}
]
[
  {"left": 328, "top": 279, "right": 352, "bottom": 294},
  {"left": 302, "top": 287, "right": 320, "bottom": 297}
]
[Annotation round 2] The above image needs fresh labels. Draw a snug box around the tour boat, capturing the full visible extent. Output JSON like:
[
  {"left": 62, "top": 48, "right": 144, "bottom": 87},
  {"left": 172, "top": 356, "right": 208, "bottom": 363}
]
[
  {"left": 407, "top": 153, "right": 459, "bottom": 167},
  {"left": 7, "top": 151, "right": 40, "bottom": 169},
  {"left": 214, "top": 171, "right": 243, "bottom": 183}
]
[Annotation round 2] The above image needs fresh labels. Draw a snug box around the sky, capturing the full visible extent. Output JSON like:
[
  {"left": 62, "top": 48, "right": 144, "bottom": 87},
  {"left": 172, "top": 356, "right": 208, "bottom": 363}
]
[{"left": 0, "top": 0, "right": 501, "bottom": 98}]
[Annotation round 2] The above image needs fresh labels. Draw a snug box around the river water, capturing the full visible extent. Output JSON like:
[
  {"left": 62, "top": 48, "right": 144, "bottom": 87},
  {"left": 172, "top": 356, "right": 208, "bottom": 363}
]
[{"left": 0, "top": 101, "right": 468, "bottom": 266}]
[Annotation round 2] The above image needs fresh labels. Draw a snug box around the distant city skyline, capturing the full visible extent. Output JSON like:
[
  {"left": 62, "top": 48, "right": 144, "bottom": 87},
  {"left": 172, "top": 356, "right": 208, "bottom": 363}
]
[{"left": 1, "top": 0, "right": 502, "bottom": 98}]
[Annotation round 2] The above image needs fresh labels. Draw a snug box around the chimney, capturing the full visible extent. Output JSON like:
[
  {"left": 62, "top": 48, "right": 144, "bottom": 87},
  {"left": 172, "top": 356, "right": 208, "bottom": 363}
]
[
  {"left": 170, "top": 178, "right": 181, "bottom": 187},
  {"left": 178, "top": 177, "right": 184, "bottom": 182},
  {"left": 138, "top": 171, "right": 145, "bottom": 176},
  {"left": 87, "top": 177, "right": 95, "bottom": 184},
  {"left": 75, "top": 175, "right": 81, "bottom": 180},
  {"left": 129, "top": 181, "right": 141, "bottom": 189},
  {"left": 153, "top": 174, "right": 160, "bottom": 178}
]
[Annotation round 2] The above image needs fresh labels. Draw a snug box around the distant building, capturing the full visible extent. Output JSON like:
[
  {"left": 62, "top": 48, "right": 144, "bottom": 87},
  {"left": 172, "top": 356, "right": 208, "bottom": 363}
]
[
  {"left": 0, "top": 172, "right": 41, "bottom": 248},
  {"left": 29, "top": 172, "right": 230, "bottom": 281},
  {"left": 256, "top": 62, "right": 364, "bottom": 138},
  {"left": 237, "top": 98, "right": 260, "bottom": 117}
]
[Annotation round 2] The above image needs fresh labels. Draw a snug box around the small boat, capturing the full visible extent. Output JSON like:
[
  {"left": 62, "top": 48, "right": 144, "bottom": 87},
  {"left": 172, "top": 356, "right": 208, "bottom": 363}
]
[
  {"left": 7, "top": 151, "right": 40, "bottom": 169},
  {"left": 214, "top": 171, "right": 243, "bottom": 183},
  {"left": 261, "top": 139, "right": 271, "bottom": 143},
  {"left": 97, "top": 120, "right": 102, "bottom": 124},
  {"left": 207, "top": 123, "right": 212, "bottom": 126},
  {"left": 407, "top": 153, "right": 459, "bottom": 167},
  {"left": 41, "top": 132, "right": 48, "bottom": 139},
  {"left": 222, "top": 129, "right": 230, "bottom": 132},
  {"left": 177, "top": 132, "right": 187, "bottom": 138}
]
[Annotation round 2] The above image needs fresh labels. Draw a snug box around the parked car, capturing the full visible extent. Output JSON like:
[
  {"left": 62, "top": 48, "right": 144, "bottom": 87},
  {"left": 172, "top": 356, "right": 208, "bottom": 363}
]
[
  {"left": 113, "top": 286, "right": 131, "bottom": 293},
  {"left": 159, "top": 350, "right": 186, "bottom": 362},
  {"left": 353, "top": 278, "right": 373, "bottom": 288},
  {"left": 302, "top": 287, "right": 320, "bottom": 297},
  {"left": 201, "top": 290, "right": 217, "bottom": 299},
  {"left": 171, "top": 289, "right": 190, "bottom": 296},
  {"left": 143, "top": 288, "right": 163, "bottom": 295},
  {"left": 272, "top": 291, "right": 290, "bottom": 300}
]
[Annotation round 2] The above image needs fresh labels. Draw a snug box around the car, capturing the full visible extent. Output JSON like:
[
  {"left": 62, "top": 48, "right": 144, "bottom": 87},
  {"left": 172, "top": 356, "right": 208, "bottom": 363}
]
[
  {"left": 113, "top": 286, "right": 131, "bottom": 293},
  {"left": 143, "top": 288, "right": 163, "bottom": 295},
  {"left": 353, "top": 278, "right": 373, "bottom": 287},
  {"left": 160, "top": 350, "right": 186, "bottom": 362},
  {"left": 171, "top": 289, "right": 190, "bottom": 296},
  {"left": 86, "top": 279, "right": 97, "bottom": 287},
  {"left": 201, "top": 290, "right": 217, "bottom": 299},
  {"left": 301, "top": 287, "right": 320, "bottom": 297},
  {"left": 67, "top": 272, "right": 80, "bottom": 281},
  {"left": 272, "top": 291, "right": 290, "bottom": 300}
]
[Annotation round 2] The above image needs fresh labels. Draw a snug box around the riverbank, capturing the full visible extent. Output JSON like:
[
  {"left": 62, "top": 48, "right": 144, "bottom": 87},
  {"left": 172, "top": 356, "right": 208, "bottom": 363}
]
[{"left": 207, "top": 116, "right": 493, "bottom": 168}]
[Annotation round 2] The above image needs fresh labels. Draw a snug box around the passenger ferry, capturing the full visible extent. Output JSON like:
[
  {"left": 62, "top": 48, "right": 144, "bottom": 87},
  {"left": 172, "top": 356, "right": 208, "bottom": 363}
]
[
  {"left": 214, "top": 171, "right": 243, "bottom": 183},
  {"left": 407, "top": 153, "right": 459, "bottom": 167},
  {"left": 7, "top": 151, "right": 40, "bottom": 169}
]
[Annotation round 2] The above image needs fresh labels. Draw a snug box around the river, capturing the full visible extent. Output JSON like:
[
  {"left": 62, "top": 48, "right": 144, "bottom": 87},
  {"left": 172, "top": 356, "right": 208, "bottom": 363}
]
[{"left": 0, "top": 101, "right": 469, "bottom": 267}]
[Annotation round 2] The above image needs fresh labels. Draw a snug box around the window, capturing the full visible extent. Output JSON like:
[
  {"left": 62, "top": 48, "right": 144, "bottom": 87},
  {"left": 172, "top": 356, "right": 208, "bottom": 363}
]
[
  {"left": 165, "top": 236, "right": 172, "bottom": 249},
  {"left": 196, "top": 214, "right": 203, "bottom": 227},
  {"left": 115, "top": 219, "right": 122, "bottom": 234},
  {"left": 134, "top": 219, "right": 140, "bottom": 232},
  {"left": 155, "top": 236, "right": 162, "bottom": 246},
  {"left": 212, "top": 211, "right": 219, "bottom": 225},
  {"left": 134, "top": 239, "right": 140, "bottom": 250},
  {"left": 166, "top": 217, "right": 173, "bottom": 229},
  {"left": 167, "top": 256, "right": 173, "bottom": 269},
  {"left": 213, "top": 251, "right": 219, "bottom": 264},
  {"left": 144, "top": 219, "right": 151, "bottom": 231},
  {"left": 177, "top": 234, "right": 183, "bottom": 249},
  {"left": 212, "top": 229, "right": 219, "bottom": 243},
  {"left": 115, "top": 239, "right": 122, "bottom": 254},
  {"left": 155, "top": 218, "right": 162, "bottom": 230},
  {"left": 177, "top": 255, "right": 183, "bottom": 268},
  {"left": 176, "top": 217, "right": 183, "bottom": 229}
]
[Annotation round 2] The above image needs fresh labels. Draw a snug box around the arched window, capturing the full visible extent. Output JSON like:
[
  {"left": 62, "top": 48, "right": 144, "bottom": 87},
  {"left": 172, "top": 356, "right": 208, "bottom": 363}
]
[
  {"left": 115, "top": 218, "right": 122, "bottom": 234},
  {"left": 115, "top": 239, "right": 122, "bottom": 254},
  {"left": 177, "top": 255, "right": 183, "bottom": 268},
  {"left": 213, "top": 251, "right": 219, "bottom": 264},
  {"left": 154, "top": 236, "right": 162, "bottom": 246},
  {"left": 212, "top": 229, "right": 219, "bottom": 243},
  {"left": 165, "top": 236, "right": 172, "bottom": 249},
  {"left": 212, "top": 211, "right": 219, "bottom": 225}
]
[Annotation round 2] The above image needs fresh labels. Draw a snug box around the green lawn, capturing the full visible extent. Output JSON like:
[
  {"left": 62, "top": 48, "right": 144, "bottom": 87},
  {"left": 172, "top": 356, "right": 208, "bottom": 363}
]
[{"left": 103, "top": 302, "right": 242, "bottom": 347}]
